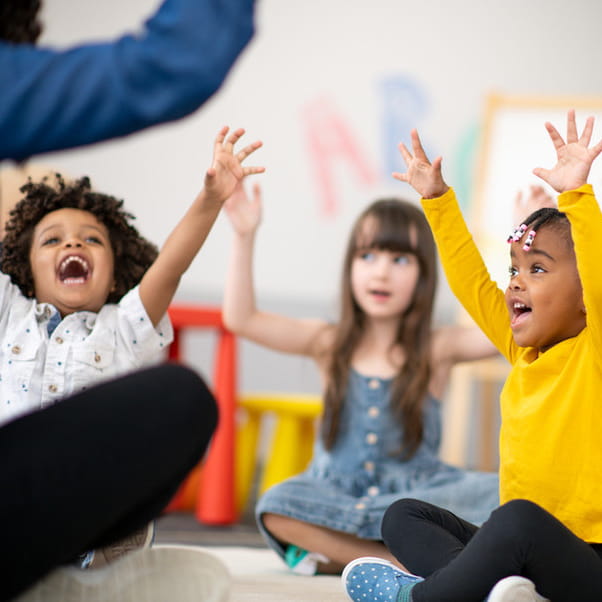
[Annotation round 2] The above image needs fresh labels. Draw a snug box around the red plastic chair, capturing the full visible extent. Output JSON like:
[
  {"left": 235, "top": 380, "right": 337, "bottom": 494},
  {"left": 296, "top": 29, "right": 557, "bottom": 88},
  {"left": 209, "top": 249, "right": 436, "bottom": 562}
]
[{"left": 165, "top": 304, "right": 237, "bottom": 525}]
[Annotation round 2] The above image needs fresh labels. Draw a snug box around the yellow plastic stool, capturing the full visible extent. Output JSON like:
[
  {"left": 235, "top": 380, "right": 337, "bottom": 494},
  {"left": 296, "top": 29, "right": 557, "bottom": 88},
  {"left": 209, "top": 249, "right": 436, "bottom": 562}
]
[{"left": 236, "top": 393, "right": 323, "bottom": 514}]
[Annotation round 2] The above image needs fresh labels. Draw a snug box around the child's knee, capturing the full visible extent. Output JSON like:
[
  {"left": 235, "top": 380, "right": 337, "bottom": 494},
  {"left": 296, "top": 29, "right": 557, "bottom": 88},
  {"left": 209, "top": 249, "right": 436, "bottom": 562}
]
[
  {"left": 262, "top": 512, "right": 291, "bottom": 536},
  {"left": 381, "top": 498, "right": 422, "bottom": 540},
  {"left": 489, "top": 499, "right": 549, "bottom": 540}
]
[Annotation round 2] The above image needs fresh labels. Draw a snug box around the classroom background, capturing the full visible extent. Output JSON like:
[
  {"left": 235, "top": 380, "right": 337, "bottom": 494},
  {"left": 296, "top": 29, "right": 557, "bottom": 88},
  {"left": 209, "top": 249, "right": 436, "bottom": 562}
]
[{"left": 14, "top": 0, "right": 602, "bottom": 403}]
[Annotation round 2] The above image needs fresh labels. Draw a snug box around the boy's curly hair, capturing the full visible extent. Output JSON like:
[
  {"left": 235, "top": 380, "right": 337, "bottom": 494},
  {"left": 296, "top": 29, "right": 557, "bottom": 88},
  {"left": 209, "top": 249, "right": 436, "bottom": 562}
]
[
  {"left": 0, "top": 0, "right": 43, "bottom": 44},
  {"left": 1, "top": 173, "right": 158, "bottom": 302}
]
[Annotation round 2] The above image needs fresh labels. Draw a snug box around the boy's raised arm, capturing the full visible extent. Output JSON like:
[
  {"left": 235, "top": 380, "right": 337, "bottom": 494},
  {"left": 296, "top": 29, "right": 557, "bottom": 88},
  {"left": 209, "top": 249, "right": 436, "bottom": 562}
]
[{"left": 139, "top": 126, "right": 264, "bottom": 326}]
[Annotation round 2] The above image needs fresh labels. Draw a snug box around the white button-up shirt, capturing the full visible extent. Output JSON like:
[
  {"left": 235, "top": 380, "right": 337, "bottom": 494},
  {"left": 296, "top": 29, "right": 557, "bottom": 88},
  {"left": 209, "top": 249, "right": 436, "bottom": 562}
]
[{"left": 0, "top": 274, "right": 173, "bottom": 426}]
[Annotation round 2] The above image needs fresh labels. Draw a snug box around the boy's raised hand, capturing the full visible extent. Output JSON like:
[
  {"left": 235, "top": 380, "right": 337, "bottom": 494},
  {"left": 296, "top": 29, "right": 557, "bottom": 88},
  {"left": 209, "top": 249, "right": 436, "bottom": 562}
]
[
  {"left": 533, "top": 110, "right": 602, "bottom": 193},
  {"left": 204, "top": 126, "right": 265, "bottom": 203},
  {"left": 224, "top": 180, "right": 262, "bottom": 236},
  {"left": 393, "top": 129, "right": 449, "bottom": 199}
]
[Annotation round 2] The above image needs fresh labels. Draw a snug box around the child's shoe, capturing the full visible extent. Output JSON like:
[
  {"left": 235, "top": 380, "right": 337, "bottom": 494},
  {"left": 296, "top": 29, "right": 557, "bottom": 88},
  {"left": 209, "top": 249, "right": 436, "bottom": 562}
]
[
  {"left": 342, "top": 556, "right": 423, "bottom": 602},
  {"left": 284, "top": 544, "right": 329, "bottom": 575},
  {"left": 79, "top": 522, "right": 155, "bottom": 569},
  {"left": 486, "top": 575, "right": 550, "bottom": 602}
]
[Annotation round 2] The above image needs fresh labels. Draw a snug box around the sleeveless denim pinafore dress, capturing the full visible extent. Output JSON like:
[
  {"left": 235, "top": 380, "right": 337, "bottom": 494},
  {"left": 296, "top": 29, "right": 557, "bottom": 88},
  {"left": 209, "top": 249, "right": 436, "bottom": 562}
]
[{"left": 256, "top": 368, "right": 499, "bottom": 560}]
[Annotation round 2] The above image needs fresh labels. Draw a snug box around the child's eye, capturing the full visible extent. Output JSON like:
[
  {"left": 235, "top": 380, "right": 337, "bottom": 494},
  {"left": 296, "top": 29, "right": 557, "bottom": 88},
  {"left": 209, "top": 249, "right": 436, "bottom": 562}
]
[
  {"left": 359, "top": 251, "right": 375, "bottom": 262},
  {"left": 508, "top": 266, "right": 518, "bottom": 277},
  {"left": 42, "top": 237, "right": 59, "bottom": 246},
  {"left": 531, "top": 265, "right": 545, "bottom": 274},
  {"left": 393, "top": 254, "right": 411, "bottom": 265},
  {"left": 86, "top": 236, "right": 102, "bottom": 244}
]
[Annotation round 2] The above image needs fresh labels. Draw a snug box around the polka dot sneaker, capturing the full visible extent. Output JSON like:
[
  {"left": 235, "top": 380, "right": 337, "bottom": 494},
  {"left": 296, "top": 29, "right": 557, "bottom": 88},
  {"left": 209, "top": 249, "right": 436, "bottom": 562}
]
[{"left": 342, "top": 556, "right": 423, "bottom": 602}]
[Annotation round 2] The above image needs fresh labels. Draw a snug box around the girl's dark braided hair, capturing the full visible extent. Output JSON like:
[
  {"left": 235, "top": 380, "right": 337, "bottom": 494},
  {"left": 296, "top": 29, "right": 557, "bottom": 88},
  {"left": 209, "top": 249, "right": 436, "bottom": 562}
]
[
  {"left": 1, "top": 173, "right": 158, "bottom": 302},
  {"left": 510, "top": 207, "right": 572, "bottom": 251},
  {"left": 523, "top": 207, "right": 569, "bottom": 233}
]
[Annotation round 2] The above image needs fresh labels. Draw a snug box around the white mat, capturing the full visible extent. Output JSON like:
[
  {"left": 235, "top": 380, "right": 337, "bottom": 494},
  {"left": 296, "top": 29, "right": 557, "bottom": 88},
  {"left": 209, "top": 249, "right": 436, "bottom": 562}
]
[{"left": 174, "top": 546, "right": 347, "bottom": 601}]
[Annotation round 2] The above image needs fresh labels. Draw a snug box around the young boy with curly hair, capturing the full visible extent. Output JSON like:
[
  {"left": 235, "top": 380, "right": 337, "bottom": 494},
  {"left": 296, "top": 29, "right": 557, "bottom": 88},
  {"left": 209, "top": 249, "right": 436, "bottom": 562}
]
[
  {"left": 0, "top": 125, "right": 263, "bottom": 592},
  {"left": 0, "top": 126, "right": 263, "bottom": 428},
  {"left": 0, "top": 126, "right": 263, "bottom": 584},
  {"left": 0, "top": 173, "right": 165, "bottom": 424}
]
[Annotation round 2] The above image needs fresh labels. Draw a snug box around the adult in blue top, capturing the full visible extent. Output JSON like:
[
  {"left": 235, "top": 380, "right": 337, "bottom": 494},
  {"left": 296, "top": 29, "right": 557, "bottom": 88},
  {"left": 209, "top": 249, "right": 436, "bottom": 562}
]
[
  {"left": 0, "top": 1, "right": 256, "bottom": 600},
  {"left": 0, "top": 0, "right": 255, "bottom": 161}
]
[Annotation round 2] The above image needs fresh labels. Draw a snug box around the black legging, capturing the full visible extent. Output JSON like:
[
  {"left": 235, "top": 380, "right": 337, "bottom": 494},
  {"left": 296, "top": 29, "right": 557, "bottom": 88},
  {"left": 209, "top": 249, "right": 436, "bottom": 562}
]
[
  {"left": 382, "top": 498, "right": 602, "bottom": 602},
  {"left": 0, "top": 363, "right": 217, "bottom": 601}
]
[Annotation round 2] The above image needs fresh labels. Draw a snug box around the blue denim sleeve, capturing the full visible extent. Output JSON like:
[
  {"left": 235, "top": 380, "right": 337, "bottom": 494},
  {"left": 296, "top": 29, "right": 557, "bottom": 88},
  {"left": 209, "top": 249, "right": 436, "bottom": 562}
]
[{"left": 0, "top": 0, "right": 255, "bottom": 161}]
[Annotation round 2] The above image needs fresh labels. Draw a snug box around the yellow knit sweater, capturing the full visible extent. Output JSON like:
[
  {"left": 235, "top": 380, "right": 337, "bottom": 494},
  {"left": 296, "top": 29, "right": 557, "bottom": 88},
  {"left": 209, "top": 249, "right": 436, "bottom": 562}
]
[{"left": 422, "top": 184, "right": 602, "bottom": 542}]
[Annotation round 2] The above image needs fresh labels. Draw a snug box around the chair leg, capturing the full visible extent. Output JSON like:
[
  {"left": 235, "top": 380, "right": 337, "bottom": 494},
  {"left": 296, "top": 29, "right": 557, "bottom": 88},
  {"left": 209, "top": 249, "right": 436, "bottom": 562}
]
[
  {"left": 259, "top": 414, "right": 303, "bottom": 495},
  {"left": 235, "top": 409, "right": 261, "bottom": 514}
]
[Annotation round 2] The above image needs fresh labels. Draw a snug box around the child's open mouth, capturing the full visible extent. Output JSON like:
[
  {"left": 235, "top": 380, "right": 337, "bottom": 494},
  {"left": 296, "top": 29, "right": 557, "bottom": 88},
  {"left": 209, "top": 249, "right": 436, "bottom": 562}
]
[
  {"left": 511, "top": 302, "right": 532, "bottom": 326},
  {"left": 58, "top": 255, "right": 90, "bottom": 285},
  {"left": 369, "top": 289, "right": 391, "bottom": 301}
]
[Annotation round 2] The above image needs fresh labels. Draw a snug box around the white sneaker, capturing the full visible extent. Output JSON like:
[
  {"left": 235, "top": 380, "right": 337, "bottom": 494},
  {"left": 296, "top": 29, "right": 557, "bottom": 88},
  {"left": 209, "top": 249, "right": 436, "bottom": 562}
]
[
  {"left": 486, "top": 576, "right": 550, "bottom": 602},
  {"left": 15, "top": 546, "right": 230, "bottom": 602},
  {"left": 82, "top": 521, "right": 155, "bottom": 569}
]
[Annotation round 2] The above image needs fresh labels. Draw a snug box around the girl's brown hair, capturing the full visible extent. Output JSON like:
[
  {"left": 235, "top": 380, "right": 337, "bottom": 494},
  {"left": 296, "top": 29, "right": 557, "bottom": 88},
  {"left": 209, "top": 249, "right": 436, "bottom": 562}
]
[
  {"left": 2, "top": 173, "right": 158, "bottom": 302},
  {"left": 321, "top": 198, "right": 437, "bottom": 458}
]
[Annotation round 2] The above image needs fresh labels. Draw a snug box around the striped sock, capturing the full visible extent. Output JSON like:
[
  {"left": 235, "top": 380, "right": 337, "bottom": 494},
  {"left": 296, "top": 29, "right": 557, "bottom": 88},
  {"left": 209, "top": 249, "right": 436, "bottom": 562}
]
[{"left": 397, "top": 583, "right": 415, "bottom": 602}]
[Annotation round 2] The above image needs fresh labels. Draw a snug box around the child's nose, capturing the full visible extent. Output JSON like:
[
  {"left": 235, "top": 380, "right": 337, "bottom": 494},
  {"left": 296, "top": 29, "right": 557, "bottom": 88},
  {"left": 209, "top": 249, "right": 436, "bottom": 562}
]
[
  {"left": 510, "top": 275, "right": 525, "bottom": 290},
  {"left": 65, "top": 240, "right": 83, "bottom": 248},
  {"left": 374, "top": 257, "right": 390, "bottom": 276}
]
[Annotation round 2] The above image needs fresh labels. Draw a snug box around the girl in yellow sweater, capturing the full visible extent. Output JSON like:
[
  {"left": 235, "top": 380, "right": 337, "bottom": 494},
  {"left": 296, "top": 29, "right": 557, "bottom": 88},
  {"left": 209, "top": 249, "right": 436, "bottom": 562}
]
[{"left": 342, "top": 111, "right": 602, "bottom": 602}]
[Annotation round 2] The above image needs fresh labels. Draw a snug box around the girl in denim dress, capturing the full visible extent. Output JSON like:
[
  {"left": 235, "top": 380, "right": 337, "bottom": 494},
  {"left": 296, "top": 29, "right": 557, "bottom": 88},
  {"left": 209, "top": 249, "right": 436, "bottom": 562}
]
[{"left": 224, "top": 183, "right": 499, "bottom": 574}]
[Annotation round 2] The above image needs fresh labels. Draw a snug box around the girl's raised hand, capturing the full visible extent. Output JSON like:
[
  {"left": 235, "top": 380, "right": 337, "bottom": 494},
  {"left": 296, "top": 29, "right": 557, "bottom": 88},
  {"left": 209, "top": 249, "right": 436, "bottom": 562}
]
[
  {"left": 204, "top": 126, "right": 265, "bottom": 202},
  {"left": 224, "top": 180, "right": 262, "bottom": 236},
  {"left": 533, "top": 110, "right": 602, "bottom": 193},
  {"left": 393, "top": 129, "right": 449, "bottom": 199}
]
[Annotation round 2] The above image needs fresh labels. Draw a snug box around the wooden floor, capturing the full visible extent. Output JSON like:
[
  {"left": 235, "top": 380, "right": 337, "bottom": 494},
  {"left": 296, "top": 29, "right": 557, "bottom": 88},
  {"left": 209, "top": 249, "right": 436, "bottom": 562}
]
[{"left": 155, "top": 510, "right": 266, "bottom": 548}]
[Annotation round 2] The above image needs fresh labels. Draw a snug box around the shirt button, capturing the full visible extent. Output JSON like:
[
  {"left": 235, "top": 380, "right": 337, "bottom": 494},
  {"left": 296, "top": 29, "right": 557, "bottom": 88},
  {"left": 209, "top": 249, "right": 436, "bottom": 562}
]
[
  {"left": 366, "top": 433, "right": 378, "bottom": 445},
  {"left": 364, "top": 461, "right": 375, "bottom": 472},
  {"left": 368, "top": 379, "right": 380, "bottom": 389},
  {"left": 94, "top": 353, "right": 101, "bottom": 363},
  {"left": 55, "top": 336, "right": 64, "bottom": 344},
  {"left": 11, "top": 345, "right": 21, "bottom": 355},
  {"left": 367, "top": 486, "right": 380, "bottom": 497},
  {"left": 368, "top": 406, "right": 379, "bottom": 417},
  {"left": 355, "top": 502, "right": 366, "bottom": 510},
  {"left": 48, "top": 384, "right": 58, "bottom": 393}
]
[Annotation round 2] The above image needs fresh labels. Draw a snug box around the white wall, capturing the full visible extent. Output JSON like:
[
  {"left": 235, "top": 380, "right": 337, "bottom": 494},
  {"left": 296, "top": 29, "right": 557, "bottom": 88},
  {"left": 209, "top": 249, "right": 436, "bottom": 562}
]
[{"left": 22, "top": 0, "right": 602, "bottom": 393}]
